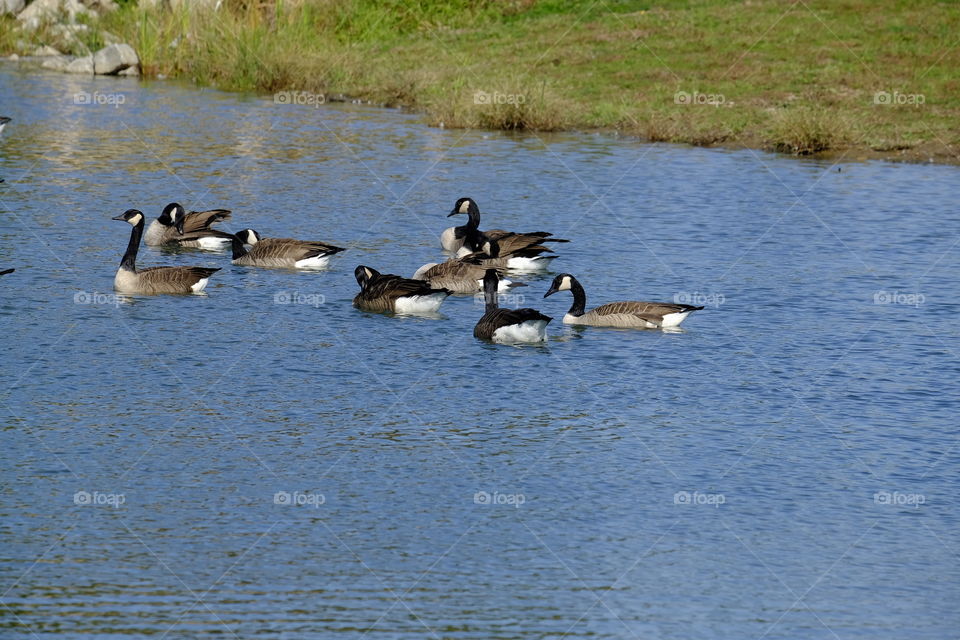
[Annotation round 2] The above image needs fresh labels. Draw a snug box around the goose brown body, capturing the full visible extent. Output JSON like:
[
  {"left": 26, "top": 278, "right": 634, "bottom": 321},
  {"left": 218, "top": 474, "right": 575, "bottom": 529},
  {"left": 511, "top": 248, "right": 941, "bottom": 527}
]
[
  {"left": 544, "top": 274, "right": 703, "bottom": 328},
  {"left": 353, "top": 266, "right": 450, "bottom": 313},
  {"left": 113, "top": 210, "right": 220, "bottom": 295},
  {"left": 412, "top": 260, "right": 509, "bottom": 294},
  {"left": 144, "top": 202, "right": 231, "bottom": 246},
  {"left": 231, "top": 229, "right": 345, "bottom": 268}
]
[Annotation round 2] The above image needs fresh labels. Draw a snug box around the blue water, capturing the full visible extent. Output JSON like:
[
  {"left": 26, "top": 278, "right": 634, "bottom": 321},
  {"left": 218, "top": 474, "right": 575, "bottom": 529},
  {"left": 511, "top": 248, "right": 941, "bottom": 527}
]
[{"left": 1, "top": 64, "right": 958, "bottom": 639}]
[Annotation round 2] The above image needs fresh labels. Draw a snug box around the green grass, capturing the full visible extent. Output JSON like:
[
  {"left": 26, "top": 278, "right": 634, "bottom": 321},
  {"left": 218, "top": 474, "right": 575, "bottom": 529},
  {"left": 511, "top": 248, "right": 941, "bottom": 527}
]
[{"left": 3, "top": 0, "right": 958, "bottom": 162}]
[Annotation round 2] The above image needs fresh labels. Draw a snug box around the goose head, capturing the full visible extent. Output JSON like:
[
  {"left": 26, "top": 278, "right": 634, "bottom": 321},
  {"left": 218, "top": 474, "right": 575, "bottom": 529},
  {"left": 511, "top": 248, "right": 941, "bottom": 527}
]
[
  {"left": 354, "top": 265, "right": 380, "bottom": 289},
  {"left": 235, "top": 229, "right": 261, "bottom": 246},
  {"left": 158, "top": 202, "right": 183, "bottom": 227},
  {"left": 448, "top": 197, "right": 479, "bottom": 218},
  {"left": 544, "top": 274, "right": 575, "bottom": 298},
  {"left": 112, "top": 209, "right": 145, "bottom": 227}
]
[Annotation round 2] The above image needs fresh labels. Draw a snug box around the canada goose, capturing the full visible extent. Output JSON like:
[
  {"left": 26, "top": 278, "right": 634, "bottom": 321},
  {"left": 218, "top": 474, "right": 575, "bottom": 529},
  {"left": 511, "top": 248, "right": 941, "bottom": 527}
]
[
  {"left": 459, "top": 237, "right": 558, "bottom": 272},
  {"left": 411, "top": 260, "right": 522, "bottom": 294},
  {"left": 474, "top": 270, "right": 551, "bottom": 343},
  {"left": 169, "top": 207, "right": 235, "bottom": 249},
  {"left": 112, "top": 209, "right": 220, "bottom": 294},
  {"left": 442, "top": 197, "right": 569, "bottom": 254},
  {"left": 0, "top": 268, "right": 14, "bottom": 276},
  {"left": 143, "top": 202, "right": 232, "bottom": 247},
  {"left": 353, "top": 265, "right": 450, "bottom": 314},
  {"left": 544, "top": 274, "right": 703, "bottom": 328},
  {"left": 230, "top": 229, "right": 345, "bottom": 269}
]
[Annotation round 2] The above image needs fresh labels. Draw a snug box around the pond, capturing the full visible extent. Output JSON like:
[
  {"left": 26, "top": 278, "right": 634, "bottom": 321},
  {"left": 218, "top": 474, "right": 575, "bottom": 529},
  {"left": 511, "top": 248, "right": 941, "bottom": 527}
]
[{"left": 1, "top": 64, "right": 957, "bottom": 638}]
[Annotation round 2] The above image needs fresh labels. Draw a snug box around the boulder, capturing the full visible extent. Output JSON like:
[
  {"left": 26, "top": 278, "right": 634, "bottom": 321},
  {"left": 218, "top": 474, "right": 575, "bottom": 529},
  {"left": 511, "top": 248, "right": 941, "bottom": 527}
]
[
  {"left": 17, "top": 0, "right": 89, "bottom": 30},
  {"left": 41, "top": 55, "right": 71, "bottom": 71},
  {"left": 1, "top": 0, "right": 26, "bottom": 16},
  {"left": 65, "top": 54, "right": 93, "bottom": 74},
  {"left": 93, "top": 43, "right": 139, "bottom": 75},
  {"left": 118, "top": 65, "right": 140, "bottom": 76}
]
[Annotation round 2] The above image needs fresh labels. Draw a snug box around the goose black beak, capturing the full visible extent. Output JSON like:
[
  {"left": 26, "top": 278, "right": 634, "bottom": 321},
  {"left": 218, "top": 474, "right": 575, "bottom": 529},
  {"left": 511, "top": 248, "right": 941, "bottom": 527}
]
[
  {"left": 544, "top": 286, "right": 558, "bottom": 298},
  {"left": 174, "top": 220, "right": 185, "bottom": 235},
  {"left": 447, "top": 210, "right": 461, "bottom": 217},
  {"left": 110, "top": 214, "right": 127, "bottom": 221}
]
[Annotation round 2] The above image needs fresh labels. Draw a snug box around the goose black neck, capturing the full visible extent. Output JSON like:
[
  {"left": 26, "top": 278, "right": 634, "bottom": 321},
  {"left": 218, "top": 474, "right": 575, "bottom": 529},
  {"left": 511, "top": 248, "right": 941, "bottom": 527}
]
[
  {"left": 457, "top": 207, "right": 480, "bottom": 235},
  {"left": 120, "top": 218, "right": 143, "bottom": 271},
  {"left": 483, "top": 273, "right": 499, "bottom": 312},
  {"left": 568, "top": 278, "right": 587, "bottom": 316},
  {"left": 230, "top": 235, "right": 248, "bottom": 260}
]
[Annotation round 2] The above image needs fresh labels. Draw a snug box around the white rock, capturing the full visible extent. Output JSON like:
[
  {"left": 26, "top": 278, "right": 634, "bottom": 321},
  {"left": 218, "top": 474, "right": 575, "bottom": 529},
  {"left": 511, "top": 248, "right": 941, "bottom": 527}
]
[
  {"left": 65, "top": 55, "right": 94, "bottom": 74},
  {"left": 2, "top": 0, "right": 25, "bottom": 16},
  {"left": 41, "top": 55, "right": 71, "bottom": 71},
  {"left": 17, "top": 0, "right": 89, "bottom": 29},
  {"left": 8, "top": 53, "right": 19, "bottom": 61},
  {"left": 118, "top": 65, "right": 140, "bottom": 76},
  {"left": 33, "top": 45, "right": 63, "bottom": 57},
  {"left": 93, "top": 43, "right": 139, "bottom": 75},
  {"left": 51, "top": 23, "right": 89, "bottom": 35}
]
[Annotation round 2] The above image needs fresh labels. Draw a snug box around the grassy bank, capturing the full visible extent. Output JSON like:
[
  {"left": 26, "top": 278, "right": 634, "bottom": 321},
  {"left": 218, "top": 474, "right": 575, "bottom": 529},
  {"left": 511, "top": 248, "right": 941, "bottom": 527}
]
[{"left": 4, "top": 0, "right": 959, "bottom": 163}]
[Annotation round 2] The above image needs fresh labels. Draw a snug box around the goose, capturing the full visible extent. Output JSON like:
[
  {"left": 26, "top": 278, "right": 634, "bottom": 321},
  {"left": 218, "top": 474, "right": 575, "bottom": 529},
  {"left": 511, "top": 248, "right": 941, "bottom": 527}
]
[
  {"left": 169, "top": 207, "right": 235, "bottom": 249},
  {"left": 474, "top": 270, "right": 551, "bottom": 343},
  {"left": 144, "top": 202, "right": 232, "bottom": 247},
  {"left": 411, "top": 260, "right": 522, "bottom": 294},
  {"left": 230, "top": 229, "right": 346, "bottom": 269},
  {"left": 112, "top": 209, "right": 220, "bottom": 294},
  {"left": 459, "top": 237, "right": 558, "bottom": 272},
  {"left": 442, "top": 197, "right": 569, "bottom": 254},
  {"left": 543, "top": 273, "right": 703, "bottom": 328},
  {"left": 353, "top": 265, "right": 450, "bottom": 314}
]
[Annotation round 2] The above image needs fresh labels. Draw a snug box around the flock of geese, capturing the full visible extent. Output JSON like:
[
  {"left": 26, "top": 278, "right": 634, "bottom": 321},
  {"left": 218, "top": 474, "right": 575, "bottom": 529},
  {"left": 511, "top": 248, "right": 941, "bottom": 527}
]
[{"left": 108, "top": 197, "right": 703, "bottom": 343}]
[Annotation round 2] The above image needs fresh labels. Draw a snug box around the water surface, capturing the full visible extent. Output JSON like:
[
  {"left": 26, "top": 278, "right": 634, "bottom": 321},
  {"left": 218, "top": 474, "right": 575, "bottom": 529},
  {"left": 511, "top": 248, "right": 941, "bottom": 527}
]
[{"left": 1, "top": 65, "right": 958, "bottom": 639}]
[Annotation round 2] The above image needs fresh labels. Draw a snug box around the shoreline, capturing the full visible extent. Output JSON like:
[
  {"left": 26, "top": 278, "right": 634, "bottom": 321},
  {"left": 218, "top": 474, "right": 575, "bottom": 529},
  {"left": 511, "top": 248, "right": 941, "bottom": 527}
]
[
  {"left": 4, "top": 55, "right": 954, "bottom": 168},
  {"left": 2, "top": 1, "right": 958, "bottom": 167}
]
